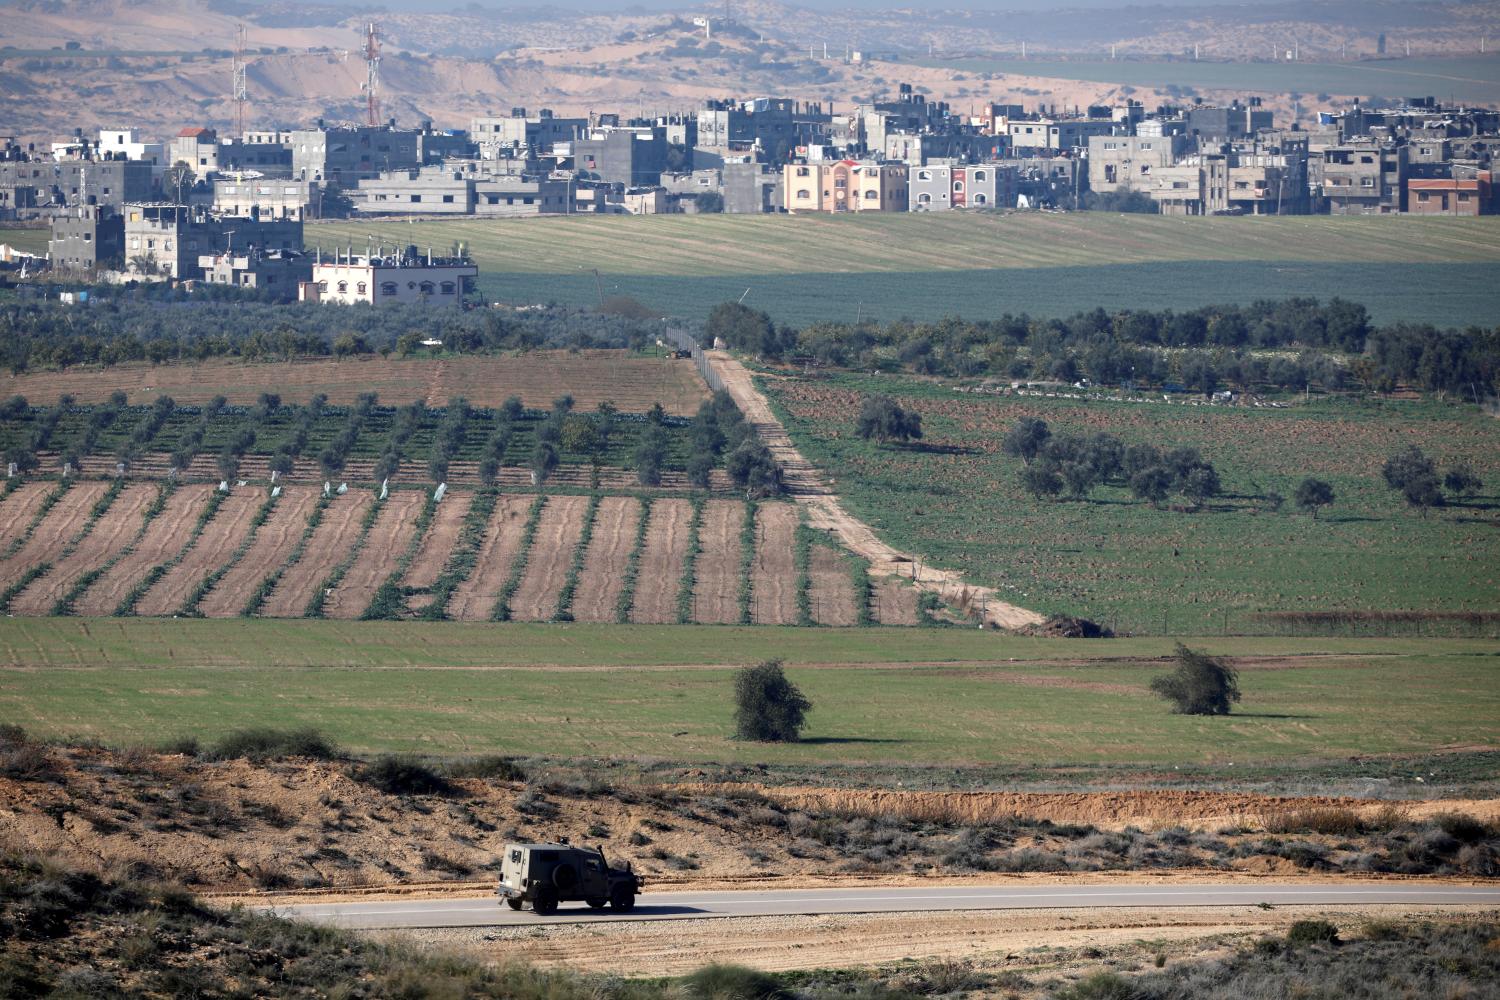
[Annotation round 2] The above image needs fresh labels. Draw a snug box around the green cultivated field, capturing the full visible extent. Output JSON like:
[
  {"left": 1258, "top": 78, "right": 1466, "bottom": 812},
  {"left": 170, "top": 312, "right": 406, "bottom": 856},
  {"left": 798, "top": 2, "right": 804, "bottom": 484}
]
[
  {"left": 762, "top": 374, "right": 1500, "bottom": 635},
  {"left": 0, "top": 227, "right": 48, "bottom": 255},
  {"left": 308, "top": 215, "right": 1500, "bottom": 328},
  {"left": 0, "top": 619, "right": 1493, "bottom": 764},
  {"left": 908, "top": 55, "right": 1500, "bottom": 106}
]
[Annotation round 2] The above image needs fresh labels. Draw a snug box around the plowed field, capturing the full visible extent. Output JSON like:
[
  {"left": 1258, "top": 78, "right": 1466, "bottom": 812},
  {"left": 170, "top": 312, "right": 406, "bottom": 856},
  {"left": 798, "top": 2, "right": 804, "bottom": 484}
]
[
  {"left": 326, "top": 491, "right": 427, "bottom": 620},
  {"left": 260, "top": 492, "right": 375, "bottom": 618},
  {"left": 691, "top": 500, "right": 743, "bottom": 625},
  {"left": 401, "top": 491, "right": 471, "bottom": 590},
  {"left": 0, "top": 352, "right": 708, "bottom": 416},
  {"left": 134, "top": 491, "right": 261, "bottom": 617},
  {"left": 0, "top": 482, "right": 53, "bottom": 551},
  {"left": 509, "top": 494, "right": 589, "bottom": 622},
  {"left": 570, "top": 496, "right": 640, "bottom": 623},
  {"left": 808, "top": 542, "right": 858, "bottom": 627},
  {"left": 197, "top": 487, "right": 318, "bottom": 618},
  {"left": 874, "top": 576, "right": 919, "bottom": 626},
  {"left": 630, "top": 498, "right": 690, "bottom": 624},
  {"left": 9, "top": 484, "right": 156, "bottom": 615},
  {"left": 0, "top": 481, "right": 111, "bottom": 591},
  {"left": 71, "top": 486, "right": 216, "bottom": 616},
  {"left": 750, "top": 502, "right": 798, "bottom": 625},
  {"left": 446, "top": 495, "right": 533, "bottom": 621}
]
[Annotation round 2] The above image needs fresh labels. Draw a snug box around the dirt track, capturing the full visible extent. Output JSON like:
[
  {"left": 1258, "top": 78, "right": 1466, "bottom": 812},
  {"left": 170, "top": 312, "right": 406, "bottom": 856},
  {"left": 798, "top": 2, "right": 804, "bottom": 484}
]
[
  {"left": 630, "top": 498, "right": 689, "bottom": 623},
  {"left": 705, "top": 351, "right": 1043, "bottom": 630},
  {"left": 571, "top": 495, "right": 639, "bottom": 622}
]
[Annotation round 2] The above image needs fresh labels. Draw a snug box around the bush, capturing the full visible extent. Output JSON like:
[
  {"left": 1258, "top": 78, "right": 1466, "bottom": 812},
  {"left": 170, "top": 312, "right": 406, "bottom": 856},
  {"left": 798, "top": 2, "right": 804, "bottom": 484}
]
[
  {"left": 359, "top": 755, "right": 452, "bottom": 796},
  {"left": 1052, "top": 971, "right": 1136, "bottom": 999},
  {"left": 201, "top": 728, "right": 340, "bottom": 762},
  {"left": 1286, "top": 919, "right": 1340, "bottom": 947},
  {"left": 681, "top": 964, "right": 791, "bottom": 1000},
  {"left": 1432, "top": 811, "right": 1490, "bottom": 843},
  {"left": 733, "top": 659, "right": 811, "bottom": 743},
  {"left": 1149, "top": 644, "right": 1241, "bottom": 715}
]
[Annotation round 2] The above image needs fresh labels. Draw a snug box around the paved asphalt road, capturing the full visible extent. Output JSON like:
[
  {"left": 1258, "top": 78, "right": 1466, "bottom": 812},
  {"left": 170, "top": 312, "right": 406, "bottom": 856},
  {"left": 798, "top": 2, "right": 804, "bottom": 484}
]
[{"left": 269, "top": 883, "right": 1500, "bottom": 930}]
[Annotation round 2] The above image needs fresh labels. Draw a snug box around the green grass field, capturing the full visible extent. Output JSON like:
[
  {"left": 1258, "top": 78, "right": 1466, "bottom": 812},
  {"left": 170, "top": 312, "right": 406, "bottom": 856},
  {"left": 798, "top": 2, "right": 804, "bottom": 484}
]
[
  {"left": 0, "top": 227, "right": 48, "bottom": 255},
  {"left": 307, "top": 215, "right": 1500, "bottom": 328},
  {"left": 0, "top": 619, "right": 1493, "bottom": 764},
  {"left": 762, "top": 373, "right": 1500, "bottom": 635},
  {"left": 908, "top": 55, "right": 1500, "bottom": 106}
]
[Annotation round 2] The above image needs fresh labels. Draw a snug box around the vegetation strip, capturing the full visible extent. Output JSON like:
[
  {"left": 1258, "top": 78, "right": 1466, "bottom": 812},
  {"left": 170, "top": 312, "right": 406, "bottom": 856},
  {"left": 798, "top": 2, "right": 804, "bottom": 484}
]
[
  {"left": 674, "top": 496, "right": 706, "bottom": 624},
  {"left": 51, "top": 483, "right": 174, "bottom": 616},
  {"left": 178, "top": 490, "right": 278, "bottom": 617},
  {"left": 0, "top": 564, "right": 51, "bottom": 613},
  {"left": 361, "top": 490, "right": 439, "bottom": 620},
  {"left": 794, "top": 520, "right": 815, "bottom": 627},
  {"left": 848, "top": 551, "right": 875, "bottom": 627},
  {"left": 241, "top": 495, "right": 329, "bottom": 617},
  {"left": 6, "top": 479, "right": 124, "bottom": 605},
  {"left": 737, "top": 499, "right": 758, "bottom": 625},
  {"left": 614, "top": 497, "right": 652, "bottom": 623},
  {"left": 303, "top": 491, "right": 384, "bottom": 618},
  {"left": 2, "top": 480, "right": 68, "bottom": 559},
  {"left": 490, "top": 494, "right": 546, "bottom": 622},
  {"left": 418, "top": 490, "right": 497, "bottom": 620},
  {"left": 114, "top": 490, "right": 226, "bottom": 617},
  {"left": 552, "top": 493, "right": 601, "bottom": 622}
]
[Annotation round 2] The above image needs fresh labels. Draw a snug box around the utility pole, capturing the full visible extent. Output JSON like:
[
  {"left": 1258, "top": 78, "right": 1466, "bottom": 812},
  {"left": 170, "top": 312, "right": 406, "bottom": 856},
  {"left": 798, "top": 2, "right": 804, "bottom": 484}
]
[
  {"left": 363, "top": 22, "right": 381, "bottom": 128},
  {"left": 232, "top": 23, "right": 248, "bottom": 140}
]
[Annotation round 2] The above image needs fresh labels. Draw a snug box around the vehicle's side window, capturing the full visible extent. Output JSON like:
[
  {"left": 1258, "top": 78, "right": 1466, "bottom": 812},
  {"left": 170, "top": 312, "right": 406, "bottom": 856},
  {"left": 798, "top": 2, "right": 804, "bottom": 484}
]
[{"left": 509, "top": 850, "right": 522, "bottom": 864}]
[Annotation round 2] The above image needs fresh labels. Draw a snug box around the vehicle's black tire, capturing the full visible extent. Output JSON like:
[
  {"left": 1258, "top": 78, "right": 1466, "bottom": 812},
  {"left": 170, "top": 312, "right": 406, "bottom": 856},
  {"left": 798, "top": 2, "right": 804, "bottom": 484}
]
[
  {"left": 505, "top": 898, "right": 523, "bottom": 911},
  {"left": 586, "top": 898, "right": 607, "bottom": 910},
  {"left": 532, "top": 889, "right": 559, "bottom": 915},
  {"left": 609, "top": 885, "right": 636, "bottom": 912},
  {"left": 553, "top": 864, "right": 578, "bottom": 891}
]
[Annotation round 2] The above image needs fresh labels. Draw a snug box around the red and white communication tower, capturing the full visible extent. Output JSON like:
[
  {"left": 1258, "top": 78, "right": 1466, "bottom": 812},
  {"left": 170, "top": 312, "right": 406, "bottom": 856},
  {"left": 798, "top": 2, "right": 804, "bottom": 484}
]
[{"left": 362, "top": 22, "right": 382, "bottom": 127}]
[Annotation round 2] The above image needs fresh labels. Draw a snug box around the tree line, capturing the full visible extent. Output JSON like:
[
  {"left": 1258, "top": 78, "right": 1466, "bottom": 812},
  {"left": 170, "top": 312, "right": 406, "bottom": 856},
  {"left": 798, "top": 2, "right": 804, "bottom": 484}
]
[{"left": 706, "top": 300, "right": 1499, "bottom": 400}]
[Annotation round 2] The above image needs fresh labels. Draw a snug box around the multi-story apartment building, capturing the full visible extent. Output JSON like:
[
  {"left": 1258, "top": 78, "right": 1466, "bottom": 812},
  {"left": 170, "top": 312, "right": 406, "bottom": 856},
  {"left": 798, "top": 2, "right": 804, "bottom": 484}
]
[
  {"left": 572, "top": 125, "right": 667, "bottom": 186},
  {"left": 123, "top": 203, "right": 302, "bottom": 278},
  {"left": 48, "top": 206, "right": 124, "bottom": 271},
  {"left": 1314, "top": 141, "right": 1408, "bottom": 214},
  {"left": 0, "top": 155, "right": 155, "bottom": 219},
  {"left": 909, "top": 163, "right": 1015, "bottom": 210},
  {"left": 1087, "top": 134, "right": 1192, "bottom": 196},
  {"left": 471, "top": 109, "right": 585, "bottom": 156},
  {"left": 782, "top": 160, "right": 908, "bottom": 212},
  {"left": 301, "top": 249, "right": 477, "bottom": 306},
  {"left": 1005, "top": 116, "right": 1116, "bottom": 152},
  {"left": 289, "top": 123, "right": 420, "bottom": 185},
  {"left": 213, "top": 178, "right": 320, "bottom": 220},
  {"left": 198, "top": 248, "right": 312, "bottom": 300}
]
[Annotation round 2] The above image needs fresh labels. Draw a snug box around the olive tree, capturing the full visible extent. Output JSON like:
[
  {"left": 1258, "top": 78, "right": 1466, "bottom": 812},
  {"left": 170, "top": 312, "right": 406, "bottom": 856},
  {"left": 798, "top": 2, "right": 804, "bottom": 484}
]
[
  {"left": 1150, "top": 644, "right": 1241, "bottom": 716},
  {"left": 733, "top": 659, "right": 811, "bottom": 742}
]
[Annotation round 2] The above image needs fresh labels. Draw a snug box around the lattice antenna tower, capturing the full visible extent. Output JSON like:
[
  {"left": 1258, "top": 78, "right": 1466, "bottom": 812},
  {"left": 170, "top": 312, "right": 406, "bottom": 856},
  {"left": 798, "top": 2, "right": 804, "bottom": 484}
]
[
  {"left": 363, "top": 22, "right": 382, "bottom": 127},
  {"left": 232, "top": 23, "right": 249, "bottom": 139}
]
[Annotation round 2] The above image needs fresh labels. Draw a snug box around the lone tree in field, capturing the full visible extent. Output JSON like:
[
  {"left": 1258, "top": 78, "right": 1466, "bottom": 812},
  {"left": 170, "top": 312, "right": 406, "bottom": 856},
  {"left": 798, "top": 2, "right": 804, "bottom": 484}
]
[
  {"left": 1002, "top": 418, "right": 1051, "bottom": 465},
  {"left": 1382, "top": 445, "right": 1444, "bottom": 515},
  {"left": 855, "top": 394, "right": 923, "bottom": 444},
  {"left": 1150, "top": 644, "right": 1241, "bottom": 716},
  {"left": 1294, "top": 477, "right": 1335, "bottom": 519},
  {"left": 1444, "top": 462, "right": 1482, "bottom": 503},
  {"left": 733, "top": 659, "right": 811, "bottom": 742}
]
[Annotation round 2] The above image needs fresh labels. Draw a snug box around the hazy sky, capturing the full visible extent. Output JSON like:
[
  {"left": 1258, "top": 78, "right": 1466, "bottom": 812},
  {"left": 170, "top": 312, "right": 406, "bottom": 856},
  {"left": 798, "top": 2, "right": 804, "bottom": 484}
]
[{"left": 362, "top": 0, "right": 1306, "bottom": 11}]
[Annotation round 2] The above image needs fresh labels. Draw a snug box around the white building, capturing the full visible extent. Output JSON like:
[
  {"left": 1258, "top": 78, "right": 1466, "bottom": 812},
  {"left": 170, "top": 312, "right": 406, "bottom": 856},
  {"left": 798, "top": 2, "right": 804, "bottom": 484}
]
[{"left": 301, "top": 248, "right": 477, "bottom": 306}]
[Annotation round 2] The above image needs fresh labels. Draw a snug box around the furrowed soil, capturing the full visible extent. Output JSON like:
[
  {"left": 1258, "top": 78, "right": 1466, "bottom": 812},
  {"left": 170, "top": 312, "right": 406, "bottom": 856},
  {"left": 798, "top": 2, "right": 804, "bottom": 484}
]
[
  {"left": 570, "top": 495, "right": 640, "bottom": 623},
  {"left": 808, "top": 542, "right": 858, "bottom": 626},
  {"left": 0, "top": 352, "right": 709, "bottom": 416},
  {"left": 446, "top": 495, "right": 532, "bottom": 621},
  {"left": 326, "top": 490, "right": 428, "bottom": 620},
  {"left": 874, "top": 575, "right": 919, "bottom": 626},
  {"left": 509, "top": 494, "right": 589, "bottom": 622},
  {"left": 0, "top": 481, "right": 110, "bottom": 590},
  {"left": 197, "top": 487, "right": 318, "bottom": 618},
  {"left": 134, "top": 491, "right": 261, "bottom": 616},
  {"left": 260, "top": 491, "right": 374, "bottom": 618},
  {"left": 750, "top": 502, "right": 799, "bottom": 625},
  {"left": 630, "top": 498, "right": 690, "bottom": 624},
  {"left": 692, "top": 499, "right": 743, "bottom": 625},
  {"left": 9, "top": 484, "right": 155, "bottom": 614},
  {"left": 71, "top": 486, "right": 215, "bottom": 616},
  {"left": 401, "top": 490, "right": 472, "bottom": 591},
  {"left": 0, "top": 482, "right": 53, "bottom": 550}
]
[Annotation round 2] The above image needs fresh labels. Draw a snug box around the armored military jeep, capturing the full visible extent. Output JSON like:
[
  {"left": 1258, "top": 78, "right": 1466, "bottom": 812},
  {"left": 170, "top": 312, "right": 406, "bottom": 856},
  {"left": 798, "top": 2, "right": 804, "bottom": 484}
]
[{"left": 497, "top": 842, "right": 641, "bottom": 915}]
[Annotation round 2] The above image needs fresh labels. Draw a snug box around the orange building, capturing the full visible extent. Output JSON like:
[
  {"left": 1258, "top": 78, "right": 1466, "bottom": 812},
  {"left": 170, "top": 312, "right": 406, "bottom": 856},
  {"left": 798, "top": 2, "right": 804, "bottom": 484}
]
[
  {"left": 1407, "top": 175, "right": 1492, "bottom": 216},
  {"left": 783, "top": 160, "right": 909, "bottom": 213}
]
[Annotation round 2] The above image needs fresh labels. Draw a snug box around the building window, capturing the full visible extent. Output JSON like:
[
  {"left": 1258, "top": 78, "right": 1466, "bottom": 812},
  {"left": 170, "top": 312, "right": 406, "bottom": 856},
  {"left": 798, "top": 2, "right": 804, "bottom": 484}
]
[
  {"left": 917, "top": 193, "right": 931, "bottom": 204},
  {"left": 381, "top": 282, "right": 397, "bottom": 295},
  {"left": 337, "top": 281, "right": 348, "bottom": 293},
  {"left": 356, "top": 282, "right": 367, "bottom": 294},
  {"left": 796, "top": 190, "right": 810, "bottom": 199},
  {"left": 953, "top": 181, "right": 964, "bottom": 192},
  {"left": 864, "top": 190, "right": 877, "bottom": 200},
  {"left": 917, "top": 170, "right": 931, "bottom": 181},
  {"left": 440, "top": 281, "right": 455, "bottom": 294},
  {"left": 318, "top": 280, "right": 328, "bottom": 292},
  {"left": 442, "top": 195, "right": 455, "bottom": 203},
  {"left": 973, "top": 171, "right": 986, "bottom": 182},
  {"left": 419, "top": 281, "right": 435, "bottom": 295},
  {"left": 411, "top": 195, "right": 422, "bottom": 203}
]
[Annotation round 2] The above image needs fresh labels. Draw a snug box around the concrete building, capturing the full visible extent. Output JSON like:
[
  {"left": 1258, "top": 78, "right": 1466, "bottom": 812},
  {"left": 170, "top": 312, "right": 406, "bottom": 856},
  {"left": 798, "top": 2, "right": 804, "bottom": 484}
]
[
  {"left": 123, "top": 204, "right": 302, "bottom": 278},
  {"left": 1005, "top": 116, "right": 1116, "bottom": 152},
  {"left": 1087, "top": 134, "right": 1191, "bottom": 196},
  {"left": 471, "top": 109, "right": 584, "bottom": 156},
  {"left": 910, "top": 163, "right": 1015, "bottom": 210},
  {"left": 1315, "top": 142, "right": 1408, "bottom": 214},
  {"left": 301, "top": 248, "right": 477, "bottom": 306},
  {"left": 697, "top": 98, "right": 814, "bottom": 162},
  {"left": 883, "top": 131, "right": 1006, "bottom": 166},
  {"left": 356, "top": 166, "right": 474, "bottom": 214},
  {"left": 48, "top": 206, "right": 124, "bottom": 271},
  {"left": 289, "top": 123, "right": 420, "bottom": 185},
  {"left": 96, "top": 129, "right": 163, "bottom": 164},
  {"left": 783, "top": 160, "right": 908, "bottom": 212},
  {"left": 169, "top": 127, "right": 292, "bottom": 175},
  {"left": 198, "top": 248, "right": 312, "bottom": 299},
  {"left": 1149, "top": 153, "right": 1230, "bottom": 215},
  {"left": 474, "top": 174, "right": 574, "bottom": 216},
  {"left": 1183, "top": 100, "right": 1273, "bottom": 140},
  {"left": 0, "top": 156, "right": 155, "bottom": 219},
  {"left": 621, "top": 187, "right": 668, "bottom": 214},
  {"left": 213, "top": 178, "right": 320, "bottom": 220},
  {"left": 1408, "top": 175, "right": 1493, "bottom": 215},
  {"left": 573, "top": 126, "right": 667, "bottom": 186}
]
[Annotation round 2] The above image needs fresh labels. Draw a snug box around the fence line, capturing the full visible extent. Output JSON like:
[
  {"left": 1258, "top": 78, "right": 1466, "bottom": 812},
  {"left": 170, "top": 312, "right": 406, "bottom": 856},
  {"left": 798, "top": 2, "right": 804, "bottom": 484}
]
[{"left": 664, "top": 327, "right": 724, "bottom": 394}]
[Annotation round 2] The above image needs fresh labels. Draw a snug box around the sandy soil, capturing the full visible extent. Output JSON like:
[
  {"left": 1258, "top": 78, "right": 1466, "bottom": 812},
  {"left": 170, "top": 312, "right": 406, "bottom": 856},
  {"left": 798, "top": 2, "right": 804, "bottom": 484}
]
[
  {"left": 0, "top": 481, "right": 111, "bottom": 591},
  {"left": 0, "top": 482, "right": 53, "bottom": 551},
  {"left": 401, "top": 490, "right": 472, "bottom": 591},
  {"left": 692, "top": 499, "right": 743, "bottom": 625},
  {"left": 570, "top": 495, "right": 640, "bottom": 623},
  {"left": 509, "top": 494, "right": 590, "bottom": 622},
  {"left": 133, "top": 491, "right": 262, "bottom": 616},
  {"left": 196, "top": 487, "right": 318, "bottom": 618},
  {"left": 70, "top": 486, "right": 215, "bottom": 616},
  {"left": 406, "top": 904, "right": 1499, "bottom": 978},
  {"left": 260, "top": 491, "right": 374, "bottom": 618},
  {"left": 808, "top": 541, "right": 858, "bottom": 626},
  {"left": 326, "top": 491, "right": 428, "bottom": 620},
  {"left": 0, "top": 353, "right": 709, "bottom": 417},
  {"left": 706, "top": 352, "right": 1042, "bottom": 630},
  {"left": 874, "top": 575, "right": 920, "bottom": 626},
  {"left": 9, "top": 484, "right": 155, "bottom": 614},
  {"left": 630, "top": 498, "right": 690, "bottom": 624},
  {"left": 447, "top": 495, "right": 534, "bottom": 621},
  {"left": 750, "top": 502, "right": 799, "bottom": 626}
]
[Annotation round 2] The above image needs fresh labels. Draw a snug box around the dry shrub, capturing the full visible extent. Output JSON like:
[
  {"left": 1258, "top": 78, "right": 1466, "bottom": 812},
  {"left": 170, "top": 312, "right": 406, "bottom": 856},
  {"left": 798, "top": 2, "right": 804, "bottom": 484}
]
[{"left": 1262, "top": 806, "right": 1362, "bottom": 836}]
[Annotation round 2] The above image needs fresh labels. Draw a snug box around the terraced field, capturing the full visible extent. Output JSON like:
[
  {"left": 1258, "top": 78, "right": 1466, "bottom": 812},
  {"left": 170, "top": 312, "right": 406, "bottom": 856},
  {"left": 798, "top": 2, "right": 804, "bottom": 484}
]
[{"left": 0, "top": 481, "right": 900, "bottom": 626}]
